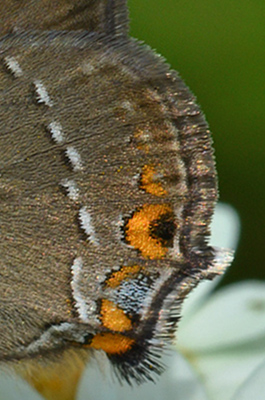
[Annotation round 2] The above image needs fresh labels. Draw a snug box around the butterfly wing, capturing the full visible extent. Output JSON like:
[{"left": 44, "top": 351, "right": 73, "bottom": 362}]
[
  {"left": 0, "top": 0, "right": 232, "bottom": 396},
  {"left": 0, "top": 0, "right": 128, "bottom": 35}
]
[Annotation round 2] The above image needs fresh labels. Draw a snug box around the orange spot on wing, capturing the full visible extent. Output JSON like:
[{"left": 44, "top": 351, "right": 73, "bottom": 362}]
[
  {"left": 90, "top": 333, "right": 135, "bottom": 355},
  {"left": 125, "top": 204, "right": 173, "bottom": 259},
  {"left": 141, "top": 165, "right": 167, "bottom": 196},
  {"left": 100, "top": 299, "right": 132, "bottom": 332},
  {"left": 106, "top": 265, "right": 141, "bottom": 288}
]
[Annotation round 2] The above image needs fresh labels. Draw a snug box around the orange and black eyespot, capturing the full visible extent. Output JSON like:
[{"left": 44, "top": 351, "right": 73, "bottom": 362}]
[
  {"left": 123, "top": 204, "right": 176, "bottom": 259},
  {"left": 149, "top": 210, "right": 175, "bottom": 248}
]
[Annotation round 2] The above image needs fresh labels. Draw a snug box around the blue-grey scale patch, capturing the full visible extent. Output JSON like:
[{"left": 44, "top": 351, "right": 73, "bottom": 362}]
[{"left": 114, "top": 274, "right": 154, "bottom": 316}]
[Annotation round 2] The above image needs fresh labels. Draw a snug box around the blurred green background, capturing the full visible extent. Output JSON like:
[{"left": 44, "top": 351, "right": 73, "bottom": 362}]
[{"left": 128, "top": 0, "right": 265, "bottom": 284}]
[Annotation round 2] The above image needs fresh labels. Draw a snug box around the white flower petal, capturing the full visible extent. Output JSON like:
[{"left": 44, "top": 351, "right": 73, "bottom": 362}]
[
  {"left": 189, "top": 342, "right": 265, "bottom": 400},
  {"left": 180, "top": 276, "right": 223, "bottom": 326},
  {"left": 232, "top": 358, "right": 265, "bottom": 400},
  {"left": 180, "top": 248, "right": 233, "bottom": 327},
  {"left": 210, "top": 203, "right": 240, "bottom": 251},
  {"left": 177, "top": 281, "right": 265, "bottom": 351},
  {"left": 0, "top": 372, "right": 42, "bottom": 400}
]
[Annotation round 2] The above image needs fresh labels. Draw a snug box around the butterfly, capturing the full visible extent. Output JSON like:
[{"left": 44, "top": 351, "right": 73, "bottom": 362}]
[{"left": 0, "top": 1, "right": 232, "bottom": 399}]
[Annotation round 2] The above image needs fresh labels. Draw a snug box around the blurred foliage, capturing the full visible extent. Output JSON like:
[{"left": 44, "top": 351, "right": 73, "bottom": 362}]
[{"left": 128, "top": 0, "right": 265, "bottom": 283}]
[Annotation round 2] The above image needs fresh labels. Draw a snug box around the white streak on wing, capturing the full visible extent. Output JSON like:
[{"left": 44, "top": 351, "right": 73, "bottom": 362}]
[
  {"left": 66, "top": 146, "right": 83, "bottom": 171},
  {"left": 81, "top": 61, "right": 95, "bottom": 75},
  {"left": 25, "top": 323, "right": 71, "bottom": 353},
  {"left": 71, "top": 257, "right": 90, "bottom": 323},
  {"left": 24, "top": 322, "right": 86, "bottom": 354},
  {"left": 60, "top": 178, "right": 79, "bottom": 201},
  {"left": 79, "top": 206, "right": 99, "bottom": 245},
  {"left": 34, "top": 79, "right": 53, "bottom": 107},
  {"left": 48, "top": 121, "right": 65, "bottom": 144},
  {"left": 121, "top": 100, "right": 134, "bottom": 112},
  {"left": 4, "top": 56, "right": 23, "bottom": 77},
  {"left": 170, "top": 205, "right": 184, "bottom": 258}
]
